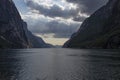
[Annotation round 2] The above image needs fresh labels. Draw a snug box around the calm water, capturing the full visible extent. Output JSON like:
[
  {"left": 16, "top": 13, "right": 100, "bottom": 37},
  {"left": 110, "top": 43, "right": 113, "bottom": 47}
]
[{"left": 0, "top": 48, "right": 120, "bottom": 80}]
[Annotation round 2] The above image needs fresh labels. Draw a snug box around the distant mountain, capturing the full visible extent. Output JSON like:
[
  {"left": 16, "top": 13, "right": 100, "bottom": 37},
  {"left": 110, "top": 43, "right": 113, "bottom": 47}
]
[
  {"left": 23, "top": 22, "right": 53, "bottom": 48},
  {"left": 0, "top": 0, "right": 51, "bottom": 48},
  {"left": 63, "top": 0, "right": 120, "bottom": 49}
]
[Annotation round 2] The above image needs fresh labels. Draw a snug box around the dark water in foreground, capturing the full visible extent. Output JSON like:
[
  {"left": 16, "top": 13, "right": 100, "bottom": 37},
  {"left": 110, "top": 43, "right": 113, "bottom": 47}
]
[{"left": 0, "top": 49, "right": 120, "bottom": 80}]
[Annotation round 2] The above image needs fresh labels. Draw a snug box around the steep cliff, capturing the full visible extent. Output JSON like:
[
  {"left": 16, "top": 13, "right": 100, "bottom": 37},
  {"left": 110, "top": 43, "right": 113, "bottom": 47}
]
[
  {"left": 64, "top": 0, "right": 120, "bottom": 49},
  {"left": 0, "top": 0, "right": 50, "bottom": 48}
]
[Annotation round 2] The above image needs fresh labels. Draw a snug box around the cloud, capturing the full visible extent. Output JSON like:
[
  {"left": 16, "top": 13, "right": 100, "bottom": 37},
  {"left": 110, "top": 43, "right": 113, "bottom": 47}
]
[
  {"left": 13, "top": 0, "right": 108, "bottom": 38},
  {"left": 46, "top": 19, "right": 80, "bottom": 38},
  {"left": 22, "top": 13, "right": 81, "bottom": 38},
  {"left": 26, "top": 0, "right": 78, "bottom": 18},
  {"left": 66, "top": 0, "right": 108, "bottom": 14},
  {"left": 24, "top": 0, "right": 108, "bottom": 22},
  {"left": 24, "top": 0, "right": 89, "bottom": 22}
]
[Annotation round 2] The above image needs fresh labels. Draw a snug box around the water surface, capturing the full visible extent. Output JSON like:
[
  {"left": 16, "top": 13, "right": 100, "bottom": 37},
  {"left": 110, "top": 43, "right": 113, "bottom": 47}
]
[{"left": 0, "top": 48, "right": 120, "bottom": 80}]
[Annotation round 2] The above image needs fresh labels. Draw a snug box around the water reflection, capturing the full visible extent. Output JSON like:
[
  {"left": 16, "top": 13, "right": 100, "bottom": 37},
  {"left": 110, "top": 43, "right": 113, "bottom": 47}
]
[
  {"left": 0, "top": 50, "right": 23, "bottom": 80},
  {"left": 0, "top": 49, "right": 120, "bottom": 80}
]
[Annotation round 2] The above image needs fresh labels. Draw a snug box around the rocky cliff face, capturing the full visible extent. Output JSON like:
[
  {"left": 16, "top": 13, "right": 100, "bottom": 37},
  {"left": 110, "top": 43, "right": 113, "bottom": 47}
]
[
  {"left": 0, "top": 0, "right": 50, "bottom": 48},
  {"left": 64, "top": 0, "right": 120, "bottom": 49}
]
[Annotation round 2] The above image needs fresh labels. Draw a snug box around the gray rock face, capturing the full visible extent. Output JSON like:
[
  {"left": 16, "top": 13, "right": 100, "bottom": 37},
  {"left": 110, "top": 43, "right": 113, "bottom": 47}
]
[
  {"left": 64, "top": 0, "right": 120, "bottom": 49},
  {"left": 0, "top": 0, "right": 29, "bottom": 48},
  {"left": 0, "top": 0, "right": 50, "bottom": 48}
]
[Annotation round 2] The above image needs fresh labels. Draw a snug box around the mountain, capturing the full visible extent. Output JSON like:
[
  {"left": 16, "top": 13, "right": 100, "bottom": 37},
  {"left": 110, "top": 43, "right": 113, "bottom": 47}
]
[
  {"left": 0, "top": 0, "right": 51, "bottom": 48},
  {"left": 23, "top": 22, "right": 53, "bottom": 48},
  {"left": 63, "top": 0, "right": 120, "bottom": 49}
]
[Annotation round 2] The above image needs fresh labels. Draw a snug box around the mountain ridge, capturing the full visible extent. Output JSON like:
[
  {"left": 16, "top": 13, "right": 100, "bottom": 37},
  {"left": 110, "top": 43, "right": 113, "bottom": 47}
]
[
  {"left": 63, "top": 0, "right": 120, "bottom": 49},
  {"left": 0, "top": 0, "right": 51, "bottom": 48}
]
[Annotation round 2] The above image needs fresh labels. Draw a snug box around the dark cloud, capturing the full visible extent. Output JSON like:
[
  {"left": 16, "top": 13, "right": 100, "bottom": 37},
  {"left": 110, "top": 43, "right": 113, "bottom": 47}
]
[
  {"left": 26, "top": 1, "right": 79, "bottom": 19},
  {"left": 21, "top": 0, "right": 109, "bottom": 38},
  {"left": 25, "top": 0, "right": 108, "bottom": 22},
  {"left": 46, "top": 20, "right": 80, "bottom": 38},
  {"left": 66, "top": 0, "right": 108, "bottom": 14},
  {"left": 73, "top": 16, "right": 87, "bottom": 22},
  {"left": 27, "top": 19, "right": 80, "bottom": 38}
]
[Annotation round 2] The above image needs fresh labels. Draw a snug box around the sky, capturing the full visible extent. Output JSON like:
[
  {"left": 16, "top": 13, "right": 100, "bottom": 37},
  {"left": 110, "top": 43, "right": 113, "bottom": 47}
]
[{"left": 13, "top": 0, "right": 108, "bottom": 46}]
